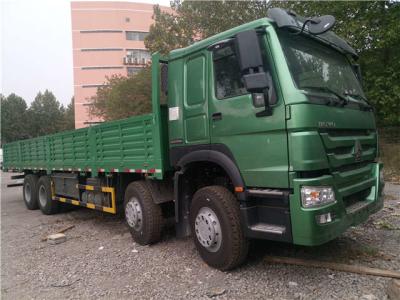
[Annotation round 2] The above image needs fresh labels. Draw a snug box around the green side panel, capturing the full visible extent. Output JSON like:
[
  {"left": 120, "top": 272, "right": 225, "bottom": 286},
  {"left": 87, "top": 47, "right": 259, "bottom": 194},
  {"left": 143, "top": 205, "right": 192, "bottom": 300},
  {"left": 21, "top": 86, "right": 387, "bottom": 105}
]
[
  {"left": 92, "top": 115, "right": 155, "bottom": 170},
  {"left": 3, "top": 114, "right": 164, "bottom": 177},
  {"left": 3, "top": 142, "right": 20, "bottom": 169},
  {"left": 48, "top": 127, "right": 91, "bottom": 169}
]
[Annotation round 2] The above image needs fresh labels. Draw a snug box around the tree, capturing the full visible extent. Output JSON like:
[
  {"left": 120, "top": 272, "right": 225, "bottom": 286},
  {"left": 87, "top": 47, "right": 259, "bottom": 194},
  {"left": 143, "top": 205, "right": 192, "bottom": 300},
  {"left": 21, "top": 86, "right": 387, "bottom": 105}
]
[
  {"left": 90, "top": 67, "right": 152, "bottom": 121},
  {"left": 0, "top": 93, "right": 30, "bottom": 144},
  {"left": 28, "top": 90, "right": 65, "bottom": 137},
  {"left": 59, "top": 96, "right": 75, "bottom": 131},
  {"left": 145, "top": 1, "right": 274, "bottom": 55},
  {"left": 145, "top": 1, "right": 400, "bottom": 126}
]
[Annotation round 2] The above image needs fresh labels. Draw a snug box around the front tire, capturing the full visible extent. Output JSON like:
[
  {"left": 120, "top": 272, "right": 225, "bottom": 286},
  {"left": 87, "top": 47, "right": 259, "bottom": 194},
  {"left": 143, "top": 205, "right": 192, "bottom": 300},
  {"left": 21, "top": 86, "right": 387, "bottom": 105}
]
[
  {"left": 37, "top": 176, "right": 59, "bottom": 215},
  {"left": 124, "top": 181, "right": 163, "bottom": 245},
  {"left": 23, "top": 174, "right": 39, "bottom": 210},
  {"left": 190, "top": 186, "right": 249, "bottom": 271}
]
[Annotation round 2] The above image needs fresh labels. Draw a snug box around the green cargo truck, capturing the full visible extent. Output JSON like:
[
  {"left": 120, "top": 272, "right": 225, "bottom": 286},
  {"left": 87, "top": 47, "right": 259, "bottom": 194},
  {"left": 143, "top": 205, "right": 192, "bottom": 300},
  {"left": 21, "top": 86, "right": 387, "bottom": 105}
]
[{"left": 3, "top": 8, "right": 384, "bottom": 270}]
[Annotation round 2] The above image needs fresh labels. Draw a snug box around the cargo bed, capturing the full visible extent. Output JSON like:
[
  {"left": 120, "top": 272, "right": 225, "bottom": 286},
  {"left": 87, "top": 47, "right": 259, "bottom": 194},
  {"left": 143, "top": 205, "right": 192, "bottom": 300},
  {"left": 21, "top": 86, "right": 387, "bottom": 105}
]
[{"left": 3, "top": 112, "right": 167, "bottom": 179}]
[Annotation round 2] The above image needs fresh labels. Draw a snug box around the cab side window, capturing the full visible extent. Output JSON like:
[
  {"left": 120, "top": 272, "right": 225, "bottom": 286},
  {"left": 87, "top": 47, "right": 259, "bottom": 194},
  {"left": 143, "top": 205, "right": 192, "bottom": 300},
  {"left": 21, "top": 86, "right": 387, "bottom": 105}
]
[
  {"left": 213, "top": 45, "right": 247, "bottom": 99},
  {"left": 212, "top": 37, "right": 278, "bottom": 104}
]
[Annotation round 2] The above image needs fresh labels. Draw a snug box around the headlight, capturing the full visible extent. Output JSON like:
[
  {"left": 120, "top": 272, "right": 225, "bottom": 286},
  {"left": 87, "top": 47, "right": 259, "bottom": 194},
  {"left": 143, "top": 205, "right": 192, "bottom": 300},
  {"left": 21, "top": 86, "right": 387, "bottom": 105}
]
[{"left": 301, "top": 186, "right": 336, "bottom": 208}]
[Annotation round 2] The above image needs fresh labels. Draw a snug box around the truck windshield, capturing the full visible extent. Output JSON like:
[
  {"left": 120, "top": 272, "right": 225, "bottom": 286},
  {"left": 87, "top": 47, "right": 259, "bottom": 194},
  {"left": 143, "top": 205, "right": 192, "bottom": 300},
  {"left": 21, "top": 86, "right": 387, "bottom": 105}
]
[{"left": 278, "top": 31, "right": 365, "bottom": 101}]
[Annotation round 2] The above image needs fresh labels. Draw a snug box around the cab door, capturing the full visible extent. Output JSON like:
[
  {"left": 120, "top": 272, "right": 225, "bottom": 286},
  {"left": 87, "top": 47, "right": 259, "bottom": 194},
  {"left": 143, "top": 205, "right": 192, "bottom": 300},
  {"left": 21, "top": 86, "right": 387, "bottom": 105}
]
[
  {"left": 208, "top": 34, "right": 288, "bottom": 188},
  {"left": 182, "top": 52, "right": 209, "bottom": 145}
]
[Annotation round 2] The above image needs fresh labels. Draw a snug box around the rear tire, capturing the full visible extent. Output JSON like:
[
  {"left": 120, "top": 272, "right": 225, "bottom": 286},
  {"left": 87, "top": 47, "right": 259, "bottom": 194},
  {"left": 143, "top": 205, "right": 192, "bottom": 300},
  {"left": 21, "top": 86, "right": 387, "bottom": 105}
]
[
  {"left": 190, "top": 186, "right": 249, "bottom": 271},
  {"left": 124, "top": 181, "right": 163, "bottom": 245},
  {"left": 37, "top": 176, "right": 59, "bottom": 215},
  {"left": 23, "top": 174, "right": 39, "bottom": 210}
]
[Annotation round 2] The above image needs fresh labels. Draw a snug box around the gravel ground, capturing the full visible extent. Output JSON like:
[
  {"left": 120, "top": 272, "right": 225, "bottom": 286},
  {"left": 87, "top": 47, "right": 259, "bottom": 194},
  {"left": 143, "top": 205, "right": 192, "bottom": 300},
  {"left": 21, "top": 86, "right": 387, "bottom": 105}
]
[{"left": 1, "top": 172, "right": 399, "bottom": 299}]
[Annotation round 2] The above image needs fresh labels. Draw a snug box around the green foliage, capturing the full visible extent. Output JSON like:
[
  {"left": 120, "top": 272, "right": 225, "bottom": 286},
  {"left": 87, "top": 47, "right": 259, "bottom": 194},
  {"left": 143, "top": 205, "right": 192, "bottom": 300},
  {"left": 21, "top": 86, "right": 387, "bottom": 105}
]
[
  {"left": 28, "top": 90, "right": 65, "bottom": 136},
  {"left": 60, "top": 96, "right": 75, "bottom": 132},
  {"left": 1, "top": 91, "right": 75, "bottom": 145},
  {"left": 90, "top": 67, "right": 152, "bottom": 121},
  {"left": 145, "top": 0, "right": 400, "bottom": 126},
  {"left": 1, "top": 93, "right": 30, "bottom": 144}
]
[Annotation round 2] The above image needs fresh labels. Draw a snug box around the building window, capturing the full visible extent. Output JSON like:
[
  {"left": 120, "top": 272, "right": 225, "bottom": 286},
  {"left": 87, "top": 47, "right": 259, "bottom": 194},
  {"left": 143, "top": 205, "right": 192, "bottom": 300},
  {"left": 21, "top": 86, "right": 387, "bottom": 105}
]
[
  {"left": 81, "top": 84, "right": 107, "bottom": 88},
  {"left": 126, "top": 31, "right": 148, "bottom": 41},
  {"left": 81, "top": 66, "right": 124, "bottom": 70},
  {"left": 127, "top": 67, "right": 142, "bottom": 75},
  {"left": 125, "top": 17, "right": 130, "bottom": 22},
  {"left": 83, "top": 121, "right": 103, "bottom": 125},
  {"left": 81, "top": 48, "right": 123, "bottom": 52},
  {"left": 126, "top": 49, "right": 151, "bottom": 63},
  {"left": 80, "top": 30, "right": 123, "bottom": 33}
]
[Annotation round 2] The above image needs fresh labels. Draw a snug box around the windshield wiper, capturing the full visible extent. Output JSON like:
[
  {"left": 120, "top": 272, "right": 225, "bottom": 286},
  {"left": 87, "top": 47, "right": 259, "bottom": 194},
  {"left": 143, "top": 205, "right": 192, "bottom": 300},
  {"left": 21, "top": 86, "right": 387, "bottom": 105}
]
[
  {"left": 301, "top": 86, "right": 349, "bottom": 106},
  {"left": 343, "top": 92, "right": 374, "bottom": 111}
]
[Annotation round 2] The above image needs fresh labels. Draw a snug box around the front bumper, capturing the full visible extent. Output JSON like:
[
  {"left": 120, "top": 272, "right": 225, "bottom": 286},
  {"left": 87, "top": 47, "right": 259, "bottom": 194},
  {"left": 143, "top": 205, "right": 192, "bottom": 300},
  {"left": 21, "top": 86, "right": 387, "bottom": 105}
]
[{"left": 290, "top": 162, "right": 384, "bottom": 246}]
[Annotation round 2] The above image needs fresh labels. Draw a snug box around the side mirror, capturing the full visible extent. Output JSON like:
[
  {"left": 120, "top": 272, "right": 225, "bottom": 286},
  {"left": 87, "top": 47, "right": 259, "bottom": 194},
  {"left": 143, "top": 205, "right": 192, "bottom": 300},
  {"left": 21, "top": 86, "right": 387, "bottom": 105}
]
[
  {"left": 234, "top": 30, "right": 269, "bottom": 92},
  {"left": 234, "top": 29, "right": 272, "bottom": 116},
  {"left": 307, "top": 15, "right": 335, "bottom": 35}
]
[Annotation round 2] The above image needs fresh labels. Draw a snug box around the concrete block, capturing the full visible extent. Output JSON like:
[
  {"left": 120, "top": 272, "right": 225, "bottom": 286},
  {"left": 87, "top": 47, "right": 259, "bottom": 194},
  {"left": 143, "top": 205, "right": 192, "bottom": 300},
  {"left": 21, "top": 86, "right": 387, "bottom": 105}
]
[{"left": 47, "top": 233, "right": 66, "bottom": 245}]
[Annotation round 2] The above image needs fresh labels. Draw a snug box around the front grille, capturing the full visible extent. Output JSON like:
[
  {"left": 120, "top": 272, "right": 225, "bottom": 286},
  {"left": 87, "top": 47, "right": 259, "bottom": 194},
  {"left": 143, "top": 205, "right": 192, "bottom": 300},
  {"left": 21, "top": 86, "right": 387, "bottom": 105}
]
[
  {"left": 335, "top": 161, "right": 370, "bottom": 173},
  {"left": 325, "top": 129, "right": 372, "bottom": 137},
  {"left": 319, "top": 129, "right": 377, "bottom": 169},
  {"left": 320, "top": 130, "right": 377, "bottom": 201},
  {"left": 342, "top": 187, "right": 371, "bottom": 208}
]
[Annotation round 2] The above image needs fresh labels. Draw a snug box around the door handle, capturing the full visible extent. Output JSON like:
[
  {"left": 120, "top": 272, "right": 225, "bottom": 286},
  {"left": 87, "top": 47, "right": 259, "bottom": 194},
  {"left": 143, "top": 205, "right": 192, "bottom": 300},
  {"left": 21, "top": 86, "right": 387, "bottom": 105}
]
[{"left": 212, "top": 112, "right": 222, "bottom": 121}]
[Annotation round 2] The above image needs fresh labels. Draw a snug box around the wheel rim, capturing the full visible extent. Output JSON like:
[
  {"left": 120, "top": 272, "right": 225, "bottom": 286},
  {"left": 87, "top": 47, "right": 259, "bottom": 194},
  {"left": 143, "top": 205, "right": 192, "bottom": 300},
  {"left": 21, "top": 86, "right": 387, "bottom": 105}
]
[
  {"left": 24, "top": 182, "right": 31, "bottom": 203},
  {"left": 125, "top": 197, "right": 143, "bottom": 231},
  {"left": 195, "top": 206, "right": 222, "bottom": 252},
  {"left": 38, "top": 185, "right": 47, "bottom": 208}
]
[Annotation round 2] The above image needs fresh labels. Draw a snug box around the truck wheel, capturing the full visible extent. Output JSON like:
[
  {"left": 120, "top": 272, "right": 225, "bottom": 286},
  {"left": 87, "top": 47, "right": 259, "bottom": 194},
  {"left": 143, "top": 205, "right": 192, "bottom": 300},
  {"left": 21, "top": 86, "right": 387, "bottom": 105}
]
[
  {"left": 23, "top": 174, "right": 39, "bottom": 210},
  {"left": 37, "top": 176, "right": 59, "bottom": 215},
  {"left": 190, "top": 186, "right": 249, "bottom": 270},
  {"left": 124, "top": 181, "right": 163, "bottom": 245}
]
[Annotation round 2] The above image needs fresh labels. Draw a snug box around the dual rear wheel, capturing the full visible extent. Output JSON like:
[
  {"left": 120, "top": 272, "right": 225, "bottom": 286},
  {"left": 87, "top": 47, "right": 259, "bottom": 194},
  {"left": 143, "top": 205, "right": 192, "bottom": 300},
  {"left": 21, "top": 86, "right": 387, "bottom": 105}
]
[{"left": 23, "top": 175, "right": 59, "bottom": 215}]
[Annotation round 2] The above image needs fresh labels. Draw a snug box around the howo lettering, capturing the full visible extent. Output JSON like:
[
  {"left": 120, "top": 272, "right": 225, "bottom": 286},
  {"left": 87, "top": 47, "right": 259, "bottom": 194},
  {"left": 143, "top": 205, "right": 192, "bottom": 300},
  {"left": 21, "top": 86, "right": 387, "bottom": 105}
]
[{"left": 3, "top": 9, "right": 384, "bottom": 270}]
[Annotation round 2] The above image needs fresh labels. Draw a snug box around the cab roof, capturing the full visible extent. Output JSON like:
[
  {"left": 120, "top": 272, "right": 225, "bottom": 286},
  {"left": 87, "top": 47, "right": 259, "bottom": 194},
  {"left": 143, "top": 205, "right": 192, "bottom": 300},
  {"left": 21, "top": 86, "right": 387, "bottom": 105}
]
[
  {"left": 167, "top": 15, "right": 357, "bottom": 61},
  {"left": 167, "top": 18, "right": 272, "bottom": 61}
]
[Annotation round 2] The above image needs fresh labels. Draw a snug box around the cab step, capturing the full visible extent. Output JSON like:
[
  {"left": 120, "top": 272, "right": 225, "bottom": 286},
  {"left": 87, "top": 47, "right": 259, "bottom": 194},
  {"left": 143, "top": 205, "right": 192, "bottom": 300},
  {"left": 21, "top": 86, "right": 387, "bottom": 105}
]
[{"left": 249, "top": 223, "right": 286, "bottom": 235}]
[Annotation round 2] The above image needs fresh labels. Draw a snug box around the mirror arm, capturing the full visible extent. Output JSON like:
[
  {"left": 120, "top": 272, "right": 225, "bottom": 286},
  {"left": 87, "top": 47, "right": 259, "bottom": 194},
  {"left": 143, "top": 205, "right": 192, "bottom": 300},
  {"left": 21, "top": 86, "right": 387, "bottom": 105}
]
[{"left": 255, "top": 88, "right": 273, "bottom": 117}]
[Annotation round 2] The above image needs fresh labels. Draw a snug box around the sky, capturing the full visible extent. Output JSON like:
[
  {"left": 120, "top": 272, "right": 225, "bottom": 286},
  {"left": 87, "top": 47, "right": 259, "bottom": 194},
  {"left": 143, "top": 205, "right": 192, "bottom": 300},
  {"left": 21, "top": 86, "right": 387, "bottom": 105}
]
[{"left": 0, "top": 0, "right": 171, "bottom": 106}]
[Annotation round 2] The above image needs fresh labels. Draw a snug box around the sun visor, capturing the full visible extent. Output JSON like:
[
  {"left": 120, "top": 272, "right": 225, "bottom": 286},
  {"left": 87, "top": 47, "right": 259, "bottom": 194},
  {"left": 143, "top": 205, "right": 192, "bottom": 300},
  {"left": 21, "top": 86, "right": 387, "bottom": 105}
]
[{"left": 267, "top": 8, "right": 358, "bottom": 58}]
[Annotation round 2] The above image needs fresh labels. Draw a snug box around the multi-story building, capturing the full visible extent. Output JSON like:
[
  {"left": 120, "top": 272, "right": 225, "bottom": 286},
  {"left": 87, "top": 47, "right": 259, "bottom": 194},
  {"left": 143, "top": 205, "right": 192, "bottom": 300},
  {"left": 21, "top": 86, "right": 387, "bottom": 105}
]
[{"left": 71, "top": 1, "right": 167, "bottom": 128}]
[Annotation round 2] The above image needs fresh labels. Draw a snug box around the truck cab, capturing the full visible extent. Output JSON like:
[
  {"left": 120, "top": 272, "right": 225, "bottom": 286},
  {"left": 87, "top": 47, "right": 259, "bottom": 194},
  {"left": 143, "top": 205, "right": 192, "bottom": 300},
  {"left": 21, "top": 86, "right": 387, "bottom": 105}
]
[{"left": 163, "top": 8, "right": 384, "bottom": 265}]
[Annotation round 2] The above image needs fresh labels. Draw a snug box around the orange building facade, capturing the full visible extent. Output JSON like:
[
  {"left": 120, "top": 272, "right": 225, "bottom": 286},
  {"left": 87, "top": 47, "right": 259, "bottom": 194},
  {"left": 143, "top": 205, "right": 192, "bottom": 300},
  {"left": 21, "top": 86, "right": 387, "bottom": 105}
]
[{"left": 71, "top": 1, "right": 164, "bottom": 128}]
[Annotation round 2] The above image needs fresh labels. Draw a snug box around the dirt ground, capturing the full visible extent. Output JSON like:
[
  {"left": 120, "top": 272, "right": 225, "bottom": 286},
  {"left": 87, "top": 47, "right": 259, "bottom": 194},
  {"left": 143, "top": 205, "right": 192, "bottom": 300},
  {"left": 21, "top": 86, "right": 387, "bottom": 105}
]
[{"left": 1, "top": 172, "right": 399, "bottom": 299}]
